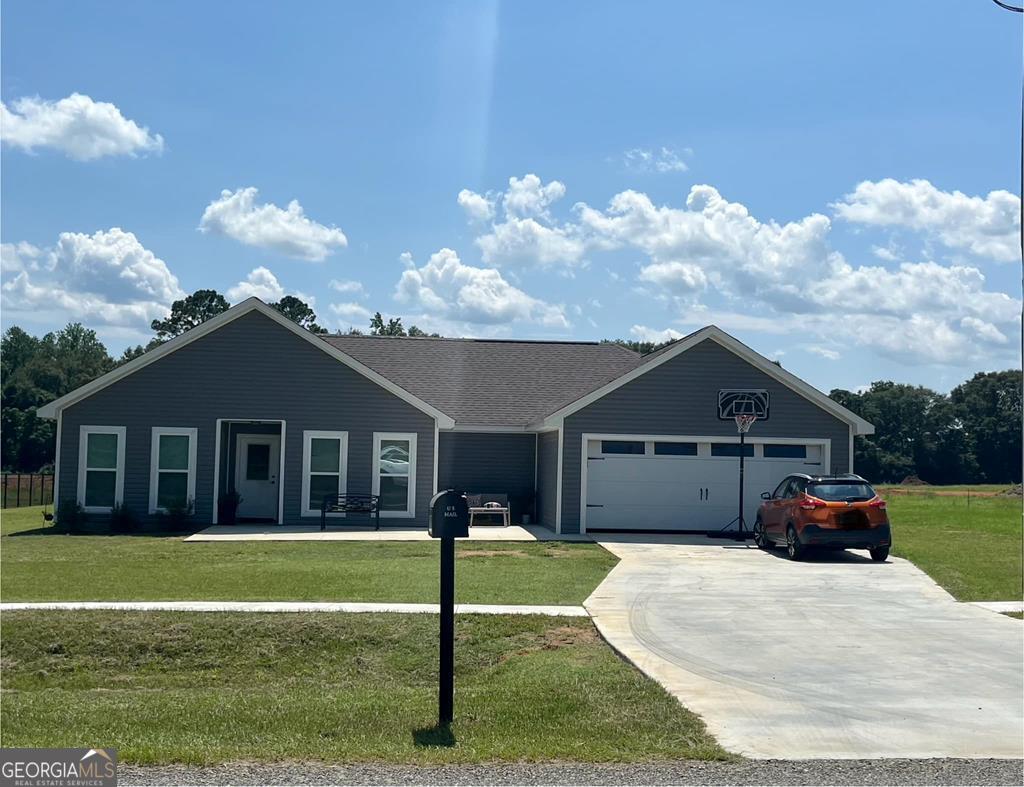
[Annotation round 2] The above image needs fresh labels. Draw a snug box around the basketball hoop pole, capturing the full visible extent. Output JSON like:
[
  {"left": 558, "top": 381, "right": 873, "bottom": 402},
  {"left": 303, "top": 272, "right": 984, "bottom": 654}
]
[{"left": 734, "top": 414, "right": 756, "bottom": 536}]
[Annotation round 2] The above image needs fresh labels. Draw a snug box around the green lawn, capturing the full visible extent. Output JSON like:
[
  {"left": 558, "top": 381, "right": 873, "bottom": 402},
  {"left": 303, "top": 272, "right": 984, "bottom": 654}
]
[
  {"left": 884, "top": 490, "right": 1022, "bottom": 602},
  {"left": 0, "top": 506, "right": 616, "bottom": 605},
  {"left": 877, "top": 484, "right": 1014, "bottom": 494},
  {"left": 0, "top": 611, "right": 728, "bottom": 764}
]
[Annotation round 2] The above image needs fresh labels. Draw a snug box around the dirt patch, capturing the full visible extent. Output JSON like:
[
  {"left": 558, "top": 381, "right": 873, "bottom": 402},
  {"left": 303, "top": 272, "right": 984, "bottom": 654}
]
[
  {"left": 458, "top": 549, "right": 528, "bottom": 558},
  {"left": 901, "top": 475, "right": 930, "bottom": 486},
  {"left": 501, "top": 624, "right": 601, "bottom": 663},
  {"left": 997, "top": 484, "right": 1023, "bottom": 497}
]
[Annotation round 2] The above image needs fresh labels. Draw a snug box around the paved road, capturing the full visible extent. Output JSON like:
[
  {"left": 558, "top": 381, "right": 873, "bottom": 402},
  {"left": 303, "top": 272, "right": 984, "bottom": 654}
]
[
  {"left": 586, "top": 535, "right": 1024, "bottom": 759},
  {"left": 120, "top": 759, "right": 1023, "bottom": 786}
]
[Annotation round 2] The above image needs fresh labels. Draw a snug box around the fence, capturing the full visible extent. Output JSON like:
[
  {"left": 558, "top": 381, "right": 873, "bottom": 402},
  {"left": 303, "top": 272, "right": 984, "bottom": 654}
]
[{"left": 1, "top": 473, "right": 55, "bottom": 509}]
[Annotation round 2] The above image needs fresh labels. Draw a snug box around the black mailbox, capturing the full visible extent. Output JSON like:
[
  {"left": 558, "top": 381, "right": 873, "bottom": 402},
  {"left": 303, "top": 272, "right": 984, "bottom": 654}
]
[{"left": 429, "top": 489, "right": 469, "bottom": 539}]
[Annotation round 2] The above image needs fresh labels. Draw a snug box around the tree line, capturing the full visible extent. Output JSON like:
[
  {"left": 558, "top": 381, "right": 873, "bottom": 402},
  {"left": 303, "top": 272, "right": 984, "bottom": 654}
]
[{"left": 1, "top": 289, "right": 1020, "bottom": 485}]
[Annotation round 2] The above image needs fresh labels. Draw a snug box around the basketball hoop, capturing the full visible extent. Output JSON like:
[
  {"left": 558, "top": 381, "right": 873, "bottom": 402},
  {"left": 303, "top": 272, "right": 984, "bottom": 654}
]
[{"left": 734, "top": 414, "right": 757, "bottom": 434}]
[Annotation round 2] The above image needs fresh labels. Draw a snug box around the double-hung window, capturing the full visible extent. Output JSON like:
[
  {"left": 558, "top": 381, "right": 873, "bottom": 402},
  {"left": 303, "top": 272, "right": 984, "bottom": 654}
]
[
  {"left": 149, "top": 427, "right": 198, "bottom": 513},
  {"left": 372, "top": 432, "right": 416, "bottom": 518},
  {"left": 77, "top": 426, "right": 126, "bottom": 512},
  {"left": 302, "top": 431, "right": 348, "bottom": 517}
]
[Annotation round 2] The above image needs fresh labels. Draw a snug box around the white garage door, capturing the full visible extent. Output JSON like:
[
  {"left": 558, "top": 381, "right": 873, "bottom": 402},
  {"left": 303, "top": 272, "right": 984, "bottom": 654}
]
[{"left": 583, "top": 437, "right": 825, "bottom": 532}]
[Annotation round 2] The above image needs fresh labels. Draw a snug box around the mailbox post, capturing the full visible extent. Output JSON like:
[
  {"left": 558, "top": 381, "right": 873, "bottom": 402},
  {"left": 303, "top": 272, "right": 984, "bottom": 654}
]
[{"left": 428, "top": 489, "right": 469, "bottom": 726}]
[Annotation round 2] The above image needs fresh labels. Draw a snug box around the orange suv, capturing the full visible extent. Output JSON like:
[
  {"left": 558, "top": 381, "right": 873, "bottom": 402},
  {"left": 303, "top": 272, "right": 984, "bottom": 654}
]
[{"left": 753, "top": 473, "right": 891, "bottom": 561}]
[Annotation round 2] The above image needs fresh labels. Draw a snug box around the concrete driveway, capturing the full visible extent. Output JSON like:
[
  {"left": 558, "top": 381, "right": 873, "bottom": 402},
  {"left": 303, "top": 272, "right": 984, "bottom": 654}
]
[{"left": 585, "top": 535, "right": 1024, "bottom": 759}]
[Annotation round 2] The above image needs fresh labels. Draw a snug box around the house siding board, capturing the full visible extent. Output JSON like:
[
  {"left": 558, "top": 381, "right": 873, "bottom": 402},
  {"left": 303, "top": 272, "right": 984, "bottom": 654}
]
[
  {"left": 559, "top": 339, "right": 850, "bottom": 533},
  {"left": 437, "top": 432, "right": 536, "bottom": 521},
  {"left": 57, "top": 311, "right": 435, "bottom": 526},
  {"left": 536, "top": 431, "right": 559, "bottom": 528}
]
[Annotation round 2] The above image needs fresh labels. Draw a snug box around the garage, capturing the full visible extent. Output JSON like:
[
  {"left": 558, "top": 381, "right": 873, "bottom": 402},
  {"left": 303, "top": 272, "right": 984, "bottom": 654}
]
[{"left": 582, "top": 436, "right": 827, "bottom": 532}]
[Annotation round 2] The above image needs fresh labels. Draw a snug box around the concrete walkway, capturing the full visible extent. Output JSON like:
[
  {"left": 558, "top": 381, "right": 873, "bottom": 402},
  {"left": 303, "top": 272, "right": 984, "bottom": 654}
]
[
  {"left": 585, "top": 534, "right": 1024, "bottom": 760},
  {"left": 185, "top": 524, "right": 591, "bottom": 542},
  {"left": 970, "top": 600, "right": 1024, "bottom": 614},
  {"left": 0, "top": 601, "right": 589, "bottom": 616}
]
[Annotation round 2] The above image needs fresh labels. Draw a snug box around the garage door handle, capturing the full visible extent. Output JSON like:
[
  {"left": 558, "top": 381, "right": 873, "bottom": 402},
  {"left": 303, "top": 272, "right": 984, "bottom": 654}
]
[{"left": 586, "top": 504, "right": 604, "bottom": 508}]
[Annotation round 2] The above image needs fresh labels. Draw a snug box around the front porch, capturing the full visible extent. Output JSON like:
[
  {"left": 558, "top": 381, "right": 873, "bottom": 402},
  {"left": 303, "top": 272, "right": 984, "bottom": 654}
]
[{"left": 185, "top": 524, "right": 591, "bottom": 542}]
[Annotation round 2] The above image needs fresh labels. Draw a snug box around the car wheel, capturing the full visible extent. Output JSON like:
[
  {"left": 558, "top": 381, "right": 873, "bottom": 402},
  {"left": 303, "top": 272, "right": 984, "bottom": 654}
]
[
  {"left": 753, "top": 518, "right": 771, "bottom": 550},
  {"left": 786, "top": 525, "right": 803, "bottom": 561},
  {"left": 869, "top": 546, "right": 889, "bottom": 562}
]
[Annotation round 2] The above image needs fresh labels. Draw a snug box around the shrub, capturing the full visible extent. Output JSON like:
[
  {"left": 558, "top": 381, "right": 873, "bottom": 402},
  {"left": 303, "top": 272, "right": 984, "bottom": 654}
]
[
  {"left": 159, "top": 498, "right": 195, "bottom": 532},
  {"left": 55, "top": 500, "right": 86, "bottom": 533},
  {"left": 109, "top": 502, "right": 138, "bottom": 534}
]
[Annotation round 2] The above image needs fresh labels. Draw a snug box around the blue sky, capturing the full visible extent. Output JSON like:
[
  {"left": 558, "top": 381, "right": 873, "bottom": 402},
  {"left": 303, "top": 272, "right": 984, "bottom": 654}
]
[{"left": 2, "top": 0, "right": 1020, "bottom": 394}]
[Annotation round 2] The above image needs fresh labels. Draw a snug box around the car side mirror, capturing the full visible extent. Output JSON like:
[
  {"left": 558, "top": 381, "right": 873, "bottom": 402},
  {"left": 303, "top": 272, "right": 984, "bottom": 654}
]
[{"left": 760, "top": 491, "right": 771, "bottom": 500}]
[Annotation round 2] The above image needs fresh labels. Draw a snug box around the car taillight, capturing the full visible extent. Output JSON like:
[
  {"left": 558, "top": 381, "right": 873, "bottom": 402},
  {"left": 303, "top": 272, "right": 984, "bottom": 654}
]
[
  {"left": 799, "top": 496, "right": 826, "bottom": 510},
  {"left": 869, "top": 498, "right": 887, "bottom": 510}
]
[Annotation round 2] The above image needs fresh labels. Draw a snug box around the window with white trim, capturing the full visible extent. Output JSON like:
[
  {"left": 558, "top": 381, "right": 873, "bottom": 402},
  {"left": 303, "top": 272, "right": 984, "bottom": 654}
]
[
  {"left": 77, "top": 426, "right": 126, "bottom": 512},
  {"left": 372, "top": 432, "right": 416, "bottom": 517},
  {"left": 302, "top": 431, "right": 348, "bottom": 517},
  {"left": 149, "top": 427, "right": 198, "bottom": 513}
]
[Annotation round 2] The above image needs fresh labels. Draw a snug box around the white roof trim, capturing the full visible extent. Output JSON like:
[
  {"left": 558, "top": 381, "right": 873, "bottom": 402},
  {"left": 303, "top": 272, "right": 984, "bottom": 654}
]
[
  {"left": 532, "top": 325, "right": 875, "bottom": 435},
  {"left": 36, "top": 298, "right": 456, "bottom": 428}
]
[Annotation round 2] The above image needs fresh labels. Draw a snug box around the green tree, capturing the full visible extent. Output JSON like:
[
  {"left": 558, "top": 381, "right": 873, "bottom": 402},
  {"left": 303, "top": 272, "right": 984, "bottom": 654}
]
[
  {"left": 600, "top": 338, "right": 676, "bottom": 355},
  {"left": 1, "top": 323, "right": 114, "bottom": 471},
  {"left": 950, "top": 370, "right": 1022, "bottom": 483},
  {"left": 369, "top": 312, "right": 407, "bottom": 336},
  {"left": 150, "top": 290, "right": 230, "bottom": 341},
  {"left": 830, "top": 382, "right": 972, "bottom": 484},
  {"left": 271, "top": 295, "right": 327, "bottom": 334}
]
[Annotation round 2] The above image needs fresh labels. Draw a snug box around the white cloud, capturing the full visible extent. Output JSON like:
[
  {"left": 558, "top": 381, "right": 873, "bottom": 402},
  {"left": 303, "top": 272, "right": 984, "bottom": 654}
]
[
  {"left": 457, "top": 189, "right": 495, "bottom": 222},
  {"left": 0, "top": 93, "right": 164, "bottom": 161},
  {"left": 502, "top": 174, "right": 566, "bottom": 219},
  {"left": 807, "top": 346, "right": 841, "bottom": 361},
  {"left": 226, "top": 267, "right": 286, "bottom": 302},
  {"left": 330, "top": 302, "right": 372, "bottom": 326},
  {"left": 226, "top": 266, "right": 315, "bottom": 305},
  {"left": 476, "top": 216, "right": 585, "bottom": 266},
  {"left": 328, "top": 278, "right": 366, "bottom": 297},
  {"left": 395, "top": 248, "right": 568, "bottom": 328},
  {"left": 622, "top": 146, "right": 689, "bottom": 174},
  {"left": 638, "top": 261, "right": 708, "bottom": 294},
  {"left": 466, "top": 174, "right": 585, "bottom": 267},
  {"left": 833, "top": 178, "right": 1021, "bottom": 262},
  {"left": 1, "top": 229, "right": 183, "bottom": 333},
  {"left": 575, "top": 183, "right": 1019, "bottom": 365},
  {"left": 199, "top": 187, "right": 348, "bottom": 261},
  {"left": 630, "top": 325, "right": 684, "bottom": 344}
]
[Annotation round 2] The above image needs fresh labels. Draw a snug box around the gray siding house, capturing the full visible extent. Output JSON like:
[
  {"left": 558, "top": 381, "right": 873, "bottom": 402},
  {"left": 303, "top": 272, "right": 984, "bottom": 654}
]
[{"left": 39, "top": 298, "right": 873, "bottom": 533}]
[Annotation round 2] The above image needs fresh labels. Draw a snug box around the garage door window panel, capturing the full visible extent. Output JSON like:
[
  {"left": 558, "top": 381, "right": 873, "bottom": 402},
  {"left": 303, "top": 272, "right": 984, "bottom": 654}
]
[
  {"left": 601, "top": 440, "right": 646, "bottom": 455},
  {"left": 711, "top": 443, "right": 755, "bottom": 457},
  {"left": 764, "top": 444, "right": 807, "bottom": 459},
  {"left": 654, "top": 442, "right": 698, "bottom": 456}
]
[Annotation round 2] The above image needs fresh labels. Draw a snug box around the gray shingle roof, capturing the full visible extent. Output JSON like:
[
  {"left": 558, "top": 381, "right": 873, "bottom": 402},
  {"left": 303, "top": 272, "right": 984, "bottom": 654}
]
[{"left": 322, "top": 335, "right": 644, "bottom": 427}]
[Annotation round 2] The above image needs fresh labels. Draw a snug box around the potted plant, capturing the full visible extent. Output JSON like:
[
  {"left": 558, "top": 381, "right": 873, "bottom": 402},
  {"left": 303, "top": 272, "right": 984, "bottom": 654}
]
[{"left": 217, "top": 490, "right": 243, "bottom": 525}]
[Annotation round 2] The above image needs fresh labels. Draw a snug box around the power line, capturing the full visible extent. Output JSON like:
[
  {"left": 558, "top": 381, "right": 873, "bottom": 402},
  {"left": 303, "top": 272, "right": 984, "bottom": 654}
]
[{"left": 990, "top": 0, "right": 1023, "bottom": 13}]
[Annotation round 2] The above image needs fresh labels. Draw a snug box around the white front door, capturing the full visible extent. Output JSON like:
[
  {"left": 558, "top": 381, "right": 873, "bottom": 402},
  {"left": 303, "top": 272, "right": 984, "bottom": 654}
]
[{"left": 235, "top": 434, "right": 281, "bottom": 520}]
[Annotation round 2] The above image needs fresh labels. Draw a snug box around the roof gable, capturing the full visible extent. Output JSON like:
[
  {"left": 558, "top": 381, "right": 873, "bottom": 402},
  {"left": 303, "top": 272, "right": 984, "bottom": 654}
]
[
  {"left": 534, "top": 326, "right": 874, "bottom": 435},
  {"left": 36, "top": 299, "right": 455, "bottom": 427}
]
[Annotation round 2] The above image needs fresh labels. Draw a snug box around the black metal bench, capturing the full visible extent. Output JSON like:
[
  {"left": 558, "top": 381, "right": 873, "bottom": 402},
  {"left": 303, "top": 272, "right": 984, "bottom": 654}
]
[{"left": 321, "top": 493, "right": 380, "bottom": 531}]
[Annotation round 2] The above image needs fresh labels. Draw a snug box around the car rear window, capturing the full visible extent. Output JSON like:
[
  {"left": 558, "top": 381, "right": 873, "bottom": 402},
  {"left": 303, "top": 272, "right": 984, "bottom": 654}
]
[{"left": 807, "top": 482, "right": 876, "bottom": 501}]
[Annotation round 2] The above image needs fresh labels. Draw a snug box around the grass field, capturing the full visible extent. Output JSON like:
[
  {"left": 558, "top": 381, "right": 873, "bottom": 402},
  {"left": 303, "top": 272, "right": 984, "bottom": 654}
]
[
  {"left": 0, "top": 507, "right": 616, "bottom": 605},
  {"left": 881, "top": 488, "right": 1022, "bottom": 602},
  {"left": 0, "top": 610, "right": 728, "bottom": 765}
]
